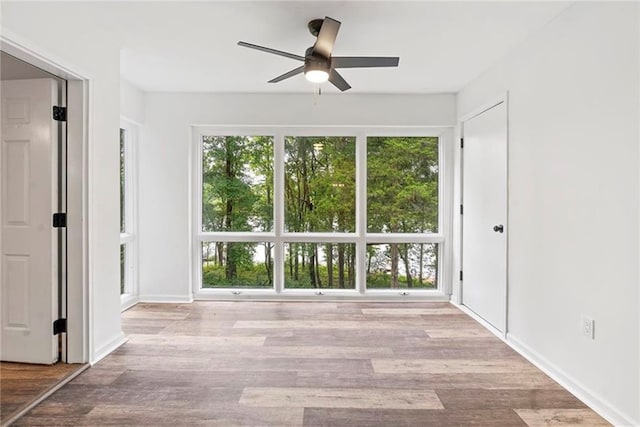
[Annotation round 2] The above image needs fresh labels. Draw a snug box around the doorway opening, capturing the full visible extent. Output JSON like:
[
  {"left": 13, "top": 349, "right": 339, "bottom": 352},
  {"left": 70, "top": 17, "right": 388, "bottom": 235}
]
[{"left": 0, "top": 43, "right": 89, "bottom": 425}]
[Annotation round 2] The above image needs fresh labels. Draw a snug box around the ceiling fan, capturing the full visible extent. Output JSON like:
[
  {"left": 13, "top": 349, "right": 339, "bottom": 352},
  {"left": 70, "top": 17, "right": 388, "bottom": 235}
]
[{"left": 238, "top": 16, "right": 400, "bottom": 92}]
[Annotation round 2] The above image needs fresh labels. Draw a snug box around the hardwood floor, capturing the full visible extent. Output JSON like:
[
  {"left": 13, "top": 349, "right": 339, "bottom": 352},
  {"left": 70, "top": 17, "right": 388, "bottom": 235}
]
[
  {"left": 12, "top": 302, "right": 610, "bottom": 426},
  {"left": 0, "top": 361, "right": 86, "bottom": 426}
]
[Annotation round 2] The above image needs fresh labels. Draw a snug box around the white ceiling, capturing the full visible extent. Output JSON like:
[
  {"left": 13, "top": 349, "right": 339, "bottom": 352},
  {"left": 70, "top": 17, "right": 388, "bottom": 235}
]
[{"left": 116, "top": 1, "right": 573, "bottom": 94}]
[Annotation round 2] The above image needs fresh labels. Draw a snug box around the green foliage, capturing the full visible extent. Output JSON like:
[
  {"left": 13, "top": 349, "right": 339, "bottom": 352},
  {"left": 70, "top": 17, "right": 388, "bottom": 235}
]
[
  {"left": 202, "top": 136, "right": 273, "bottom": 232},
  {"left": 202, "top": 262, "right": 271, "bottom": 288},
  {"left": 367, "top": 136, "right": 439, "bottom": 233},
  {"left": 366, "top": 272, "right": 435, "bottom": 289}
]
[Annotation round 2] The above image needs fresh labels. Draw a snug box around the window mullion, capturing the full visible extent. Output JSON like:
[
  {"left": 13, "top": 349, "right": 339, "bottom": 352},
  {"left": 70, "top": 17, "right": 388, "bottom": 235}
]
[
  {"left": 274, "top": 132, "right": 284, "bottom": 293},
  {"left": 356, "top": 132, "right": 367, "bottom": 294}
]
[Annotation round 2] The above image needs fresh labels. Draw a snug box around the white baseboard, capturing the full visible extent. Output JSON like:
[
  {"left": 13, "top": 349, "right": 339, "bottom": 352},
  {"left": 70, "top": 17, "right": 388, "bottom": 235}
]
[
  {"left": 120, "top": 295, "right": 140, "bottom": 312},
  {"left": 452, "top": 301, "right": 506, "bottom": 340},
  {"left": 138, "top": 294, "right": 194, "bottom": 303},
  {"left": 507, "top": 334, "right": 638, "bottom": 427},
  {"left": 92, "top": 332, "right": 127, "bottom": 364}
]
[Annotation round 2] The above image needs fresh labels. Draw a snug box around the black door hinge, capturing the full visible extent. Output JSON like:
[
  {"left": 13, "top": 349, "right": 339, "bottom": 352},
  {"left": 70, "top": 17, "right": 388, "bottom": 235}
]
[
  {"left": 53, "top": 318, "right": 67, "bottom": 335},
  {"left": 460, "top": 204, "right": 463, "bottom": 215},
  {"left": 459, "top": 271, "right": 463, "bottom": 281},
  {"left": 53, "top": 106, "right": 67, "bottom": 122},
  {"left": 460, "top": 138, "right": 464, "bottom": 148},
  {"left": 52, "top": 213, "right": 66, "bottom": 228}
]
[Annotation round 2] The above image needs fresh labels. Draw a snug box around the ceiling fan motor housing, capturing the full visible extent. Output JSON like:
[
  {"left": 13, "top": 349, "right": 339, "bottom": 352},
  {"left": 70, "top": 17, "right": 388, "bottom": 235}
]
[{"left": 304, "top": 46, "right": 330, "bottom": 74}]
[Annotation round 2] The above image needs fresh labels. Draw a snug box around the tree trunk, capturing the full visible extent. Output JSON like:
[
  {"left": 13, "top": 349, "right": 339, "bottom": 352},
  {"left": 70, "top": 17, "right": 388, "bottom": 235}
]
[
  {"left": 338, "top": 243, "right": 345, "bottom": 288},
  {"left": 400, "top": 244, "right": 413, "bottom": 288},
  {"left": 266, "top": 179, "right": 272, "bottom": 229},
  {"left": 288, "top": 249, "right": 293, "bottom": 278},
  {"left": 418, "top": 244, "right": 424, "bottom": 285},
  {"left": 224, "top": 143, "right": 235, "bottom": 280},
  {"left": 264, "top": 243, "right": 272, "bottom": 286},
  {"left": 348, "top": 247, "right": 355, "bottom": 288},
  {"left": 390, "top": 243, "right": 399, "bottom": 288},
  {"left": 326, "top": 243, "right": 333, "bottom": 288},
  {"left": 309, "top": 245, "right": 317, "bottom": 288},
  {"left": 225, "top": 242, "right": 236, "bottom": 280},
  {"left": 315, "top": 246, "right": 322, "bottom": 288},
  {"left": 216, "top": 242, "right": 223, "bottom": 265},
  {"left": 294, "top": 243, "right": 299, "bottom": 281}
]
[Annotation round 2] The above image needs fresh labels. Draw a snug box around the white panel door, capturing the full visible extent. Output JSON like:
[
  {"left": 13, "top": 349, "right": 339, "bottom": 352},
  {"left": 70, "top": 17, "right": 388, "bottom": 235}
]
[
  {"left": 462, "top": 101, "right": 507, "bottom": 332},
  {"left": 1, "top": 79, "right": 59, "bottom": 364}
]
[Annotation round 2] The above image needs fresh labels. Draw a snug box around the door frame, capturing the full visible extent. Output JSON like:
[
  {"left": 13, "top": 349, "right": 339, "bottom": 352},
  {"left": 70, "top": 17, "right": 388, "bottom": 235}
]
[
  {"left": 1, "top": 35, "right": 90, "bottom": 363},
  {"left": 457, "top": 92, "right": 509, "bottom": 338}
]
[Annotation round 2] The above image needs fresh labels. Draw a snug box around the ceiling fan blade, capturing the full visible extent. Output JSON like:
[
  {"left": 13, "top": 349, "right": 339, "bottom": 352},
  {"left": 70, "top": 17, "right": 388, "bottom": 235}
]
[
  {"left": 238, "top": 41, "right": 305, "bottom": 62},
  {"left": 268, "top": 66, "right": 305, "bottom": 83},
  {"left": 313, "top": 17, "right": 341, "bottom": 59},
  {"left": 332, "top": 56, "right": 400, "bottom": 68},
  {"left": 329, "top": 69, "right": 351, "bottom": 92}
]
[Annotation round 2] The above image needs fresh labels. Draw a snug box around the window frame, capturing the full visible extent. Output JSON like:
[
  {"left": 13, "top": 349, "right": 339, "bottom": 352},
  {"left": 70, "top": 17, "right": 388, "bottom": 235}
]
[
  {"left": 119, "top": 119, "right": 139, "bottom": 309},
  {"left": 192, "top": 126, "right": 453, "bottom": 300}
]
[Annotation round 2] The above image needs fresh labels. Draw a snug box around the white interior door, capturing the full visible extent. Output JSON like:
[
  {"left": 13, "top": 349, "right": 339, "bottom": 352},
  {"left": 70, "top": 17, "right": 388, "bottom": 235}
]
[
  {"left": 462, "top": 101, "right": 507, "bottom": 332},
  {"left": 1, "top": 78, "right": 59, "bottom": 364}
]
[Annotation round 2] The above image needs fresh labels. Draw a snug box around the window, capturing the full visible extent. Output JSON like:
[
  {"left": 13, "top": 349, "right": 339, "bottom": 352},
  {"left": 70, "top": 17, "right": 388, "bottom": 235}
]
[
  {"left": 201, "top": 136, "right": 273, "bottom": 233},
  {"left": 202, "top": 241, "right": 273, "bottom": 288},
  {"left": 194, "top": 129, "right": 448, "bottom": 297},
  {"left": 366, "top": 243, "right": 438, "bottom": 289},
  {"left": 284, "top": 242, "right": 356, "bottom": 289},
  {"left": 367, "top": 137, "right": 439, "bottom": 233},
  {"left": 284, "top": 136, "right": 355, "bottom": 233},
  {"left": 200, "top": 135, "right": 273, "bottom": 290},
  {"left": 365, "top": 136, "right": 440, "bottom": 290},
  {"left": 119, "top": 121, "right": 137, "bottom": 305}
]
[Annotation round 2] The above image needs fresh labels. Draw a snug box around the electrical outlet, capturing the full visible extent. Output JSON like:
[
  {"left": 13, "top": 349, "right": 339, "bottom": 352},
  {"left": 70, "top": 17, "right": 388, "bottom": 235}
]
[{"left": 582, "top": 316, "right": 595, "bottom": 340}]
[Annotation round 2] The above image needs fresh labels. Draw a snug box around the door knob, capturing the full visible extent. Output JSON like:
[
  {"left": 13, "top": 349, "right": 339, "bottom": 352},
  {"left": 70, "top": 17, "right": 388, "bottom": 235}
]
[{"left": 493, "top": 224, "right": 504, "bottom": 233}]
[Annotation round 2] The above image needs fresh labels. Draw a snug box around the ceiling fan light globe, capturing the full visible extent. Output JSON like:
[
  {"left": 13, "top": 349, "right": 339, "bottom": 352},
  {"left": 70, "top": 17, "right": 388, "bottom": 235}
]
[{"left": 305, "top": 69, "right": 329, "bottom": 84}]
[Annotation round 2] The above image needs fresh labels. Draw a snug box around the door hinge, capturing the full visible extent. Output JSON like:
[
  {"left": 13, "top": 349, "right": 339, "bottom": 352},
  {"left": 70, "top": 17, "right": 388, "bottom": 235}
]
[
  {"left": 53, "top": 106, "right": 67, "bottom": 122},
  {"left": 459, "top": 271, "right": 463, "bottom": 281},
  {"left": 460, "top": 204, "right": 463, "bottom": 215},
  {"left": 53, "top": 318, "right": 67, "bottom": 335},
  {"left": 52, "top": 212, "right": 67, "bottom": 228},
  {"left": 460, "top": 138, "right": 464, "bottom": 148}
]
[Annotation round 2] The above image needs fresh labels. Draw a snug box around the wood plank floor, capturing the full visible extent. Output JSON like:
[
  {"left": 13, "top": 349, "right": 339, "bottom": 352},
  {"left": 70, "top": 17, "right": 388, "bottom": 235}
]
[
  {"left": 1, "top": 362, "right": 85, "bottom": 425},
  {"left": 12, "top": 302, "right": 610, "bottom": 426}
]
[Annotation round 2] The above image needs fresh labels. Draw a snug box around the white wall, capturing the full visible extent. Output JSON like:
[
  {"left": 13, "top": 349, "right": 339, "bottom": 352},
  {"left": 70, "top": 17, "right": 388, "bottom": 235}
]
[
  {"left": 139, "top": 93, "right": 456, "bottom": 300},
  {"left": 1, "top": 3, "right": 125, "bottom": 362},
  {"left": 120, "top": 79, "right": 145, "bottom": 125},
  {"left": 457, "top": 3, "right": 639, "bottom": 425}
]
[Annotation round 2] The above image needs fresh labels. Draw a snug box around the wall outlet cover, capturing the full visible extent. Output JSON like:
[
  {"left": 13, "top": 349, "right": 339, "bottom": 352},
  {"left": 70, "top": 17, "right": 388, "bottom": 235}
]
[{"left": 581, "top": 316, "right": 595, "bottom": 340}]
